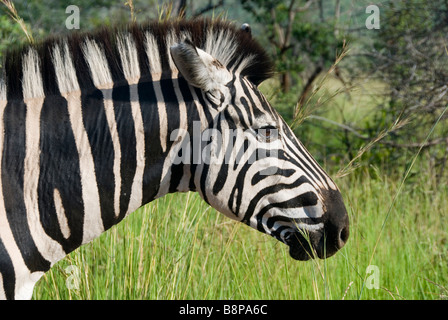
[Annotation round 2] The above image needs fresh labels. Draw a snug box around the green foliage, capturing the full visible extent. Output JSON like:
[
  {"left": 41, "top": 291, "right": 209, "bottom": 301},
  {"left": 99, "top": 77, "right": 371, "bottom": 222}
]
[
  {"left": 0, "top": 11, "right": 28, "bottom": 67},
  {"left": 241, "top": 0, "right": 346, "bottom": 93}
]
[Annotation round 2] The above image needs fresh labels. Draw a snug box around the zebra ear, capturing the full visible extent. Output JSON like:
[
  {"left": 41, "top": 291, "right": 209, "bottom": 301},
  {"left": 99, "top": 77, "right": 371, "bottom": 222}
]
[{"left": 170, "top": 40, "right": 232, "bottom": 93}]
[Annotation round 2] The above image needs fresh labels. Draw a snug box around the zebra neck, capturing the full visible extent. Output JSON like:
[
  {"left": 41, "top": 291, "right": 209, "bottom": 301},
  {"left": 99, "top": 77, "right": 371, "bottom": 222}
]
[{"left": 137, "top": 76, "right": 206, "bottom": 205}]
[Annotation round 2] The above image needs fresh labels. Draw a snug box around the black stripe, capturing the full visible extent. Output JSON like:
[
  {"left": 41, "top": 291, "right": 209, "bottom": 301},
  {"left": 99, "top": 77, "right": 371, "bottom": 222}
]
[
  {"left": 234, "top": 139, "right": 250, "bottom": 171},
  {"left": 161, "top": 79, "right": 180, "bottom": 149},
  {"left": 0, "top": 237, "right": 16, "bottom": 300},
  {"left": 267, "top": 215, "right": 322, "bottom": 230},
  {"left": 238, "top": 97, "right": 255, "bottom": 126},
  {"left": 1, "top": 100, "right": 50, "bottom": 272},
  {"left": 113, "top": 82, "right": 137, "bottom": 222},
  {"left": 283, "top": 137, "right": 326, "bottom": 188},
  {"left": 228, "top": 78, "right": 252, "bottom": 129},
  {"left": 271, "top": 226, "right": 292, "bottom": 242},
  {"left": 194, "top": 87, "right": 214, "bottom": 125},
  {"left": 296, "top": 139, "right": 333, "bottom": 188},
  {"left": 81, "top": 88, "right": 116, "bottom": 231},
  {"left": 278, "top": 144, "right": 323, "bottom": 189},
  {"left": 239, "top": 79, "right": 270, "bottom": 117},
  {"left": 212, "top": 112, "right": 233, "bottom": 195},
  {"left": 68, "top": 34, "right": 95, "bottom": 90},
  {"left": 38, "top": 96, "right": 84, "bottom": 254},
  {"left": 129, "top": 25, "right": 150, "bottom": 78},
  {"left": 213, "top": 106, "right": 250, "bottom": 195},
  {"left": 249, "top": 80, "right": 277, "bottom": 118},
  {"left": 228, "top": 152, "right": 252, "bottom": 218},
  {"left": 191, "top": 88, "right": 213, "bottom": 203},
  {"left": 257, "top": 192, "right": 319, "bottom": 232},
  {"left": 139, "top": 78, "right": 163, "bottom": 204},
  {"left": 251, "top": 168, "right": 295, "bottom": 185},
  {"left": 282, "top": 120, "right": 330, "bottom": 187},
  {"left": 169, "top": 163, "right": 184, "bottom": 193},
  {"left": 228, "top": 146, "right": 286, "bottom": 218},
  {"left": 242, "top": 175, "right": 310, "bottom": 225},
  {"left": 160, "top": 78, "right": 182, "bottom": 193},
  {"left": 4, "top": 52, "right": 23, "bottom": 100},
  {"left": 38, "top": 44, "right": 60, "bottom": 97},
  {"left": 178, "top": 77, "right": 200, "bottom": 192}
]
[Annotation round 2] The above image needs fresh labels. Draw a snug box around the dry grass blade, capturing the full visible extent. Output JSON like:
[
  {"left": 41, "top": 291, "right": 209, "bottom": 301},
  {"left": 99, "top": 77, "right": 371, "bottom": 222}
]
[
  {"left": 1, "top": 0, "right": 34, "bottom": 43},
  {"left": 335, "top": 117, "right": 409, "bottom": 178},
  {"left": 292, "top": 40, "right": 351, "bottom": 128},
  {"left": 124, "top": 0, "right": 136, "bottom": 22}
]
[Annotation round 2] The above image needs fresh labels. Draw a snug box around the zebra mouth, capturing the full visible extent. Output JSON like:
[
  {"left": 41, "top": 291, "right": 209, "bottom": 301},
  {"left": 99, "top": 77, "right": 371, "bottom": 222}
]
[
  {"left": 286, "top": 231, "right": 320, "bottom": 261},
  {"left": 286, "top": 224, "right": 348, "bottom": 261}
]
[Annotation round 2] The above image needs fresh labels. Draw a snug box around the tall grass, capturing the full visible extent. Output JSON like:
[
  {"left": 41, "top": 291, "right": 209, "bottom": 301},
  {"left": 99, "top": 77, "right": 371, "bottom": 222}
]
[{"left": 33, "top": 164, "right": 448, "bottom": 300}]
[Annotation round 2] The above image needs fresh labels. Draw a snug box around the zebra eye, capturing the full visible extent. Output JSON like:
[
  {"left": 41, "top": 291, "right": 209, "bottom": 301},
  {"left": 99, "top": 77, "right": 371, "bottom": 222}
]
[{"left": 256, "top": 125, "right": 278, "bottom": 142}]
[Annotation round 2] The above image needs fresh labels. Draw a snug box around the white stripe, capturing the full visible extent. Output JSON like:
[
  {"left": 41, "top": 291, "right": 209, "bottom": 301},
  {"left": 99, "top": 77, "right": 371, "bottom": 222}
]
[
  {"left": 82, "top": 39, "right": 113, "bottom": 88},
  {"left": 0, "top": 273, "right": 4, "bottom": 300},
  {"left": 53, "top": 44, "right": 105, "bottom": 242},
  {"left": 234, "top": 54, "right": 255, "bottom": 76},
  {"left": 144, "top": 32, "right": 162, "bottom": 75},
  {"left": 204, "top": 29, "right": 236, "bottom": 68},
  {"left": 117, "top": 33, "right": 140, "bottom": 81},
  {"left": 15, "top": 271, "right": 44, "bottom": 300},
  {"left": 166, "top": 30, "right": 179, "bottom": 77},
  {"left": 52, "top": 42, "right": 80, "bottom": 93},
  {"left": 22, "top": 49, "right": 45, "bottom": 100},
  {"left": 127, "top": 84, "right": 145, "bottom": 212},
  {"left": 103, "top": 91, "right": 121, "bottom": 218},
  {"left": 117, "top": 33, "right": 145, "bottom": 213},
  {"left": 83, "top": 39, "right": 122, "bottom": 218},
  {"left": 296, "top": 222, "right": 324, "bottom": 232},
  {"left": 0, "top": 76, "right": 6, "bottom": 101},
  {"left": 23, "top": 97, "right": 67, "bottom": 262},
  {"left": 53, "top": 189, "right": 70, "bottom": 239},
  {"left": 65, "top": 91, "right": 105, "bottom": 242}
]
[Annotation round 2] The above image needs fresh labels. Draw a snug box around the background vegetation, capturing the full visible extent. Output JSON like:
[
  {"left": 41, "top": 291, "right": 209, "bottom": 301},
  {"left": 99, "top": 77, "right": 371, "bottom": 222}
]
[{"left": 1, "top": 0, "right": 447, "bottom": 300}]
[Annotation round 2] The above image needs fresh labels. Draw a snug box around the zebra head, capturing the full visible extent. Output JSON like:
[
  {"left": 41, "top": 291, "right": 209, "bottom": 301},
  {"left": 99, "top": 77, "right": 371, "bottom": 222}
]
[{"left": 170, "top": 34, "right": 349, "bottom": 261}]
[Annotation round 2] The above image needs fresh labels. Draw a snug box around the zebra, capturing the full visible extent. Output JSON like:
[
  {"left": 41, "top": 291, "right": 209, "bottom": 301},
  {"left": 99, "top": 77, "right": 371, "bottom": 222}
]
[{"left": 0, "top": 18, "right": 349, "bottom": 300}]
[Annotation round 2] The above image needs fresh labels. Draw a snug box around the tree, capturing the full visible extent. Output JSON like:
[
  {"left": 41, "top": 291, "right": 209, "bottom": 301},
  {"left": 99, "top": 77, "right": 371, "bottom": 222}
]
[
  {"left": 360, "top": 0, "right": 448, "bottom": 178},
  {"left": 241, "top": 0, "right": 345, "bottom": 99}
]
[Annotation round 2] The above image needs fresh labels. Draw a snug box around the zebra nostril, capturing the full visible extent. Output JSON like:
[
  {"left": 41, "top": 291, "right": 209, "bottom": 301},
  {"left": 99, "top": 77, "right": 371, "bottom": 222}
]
[{"left": 339, "top": 225, "right": 349, "bottom": 247}]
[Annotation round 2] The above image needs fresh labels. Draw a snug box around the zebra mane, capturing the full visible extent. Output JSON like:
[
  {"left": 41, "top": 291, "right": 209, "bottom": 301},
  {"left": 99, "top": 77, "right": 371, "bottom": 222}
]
[{"left": 0, "top": 18, "right": 274, "bottom": 100}]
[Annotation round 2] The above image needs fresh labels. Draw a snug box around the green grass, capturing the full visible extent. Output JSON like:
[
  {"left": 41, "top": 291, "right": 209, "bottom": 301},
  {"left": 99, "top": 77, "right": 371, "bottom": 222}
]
[{"left": 33, "top": 166, "right": 448, "bottom": 300}]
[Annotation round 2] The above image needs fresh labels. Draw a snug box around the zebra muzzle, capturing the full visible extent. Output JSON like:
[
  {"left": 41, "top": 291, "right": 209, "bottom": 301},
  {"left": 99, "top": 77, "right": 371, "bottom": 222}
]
[{"left": 286, "top": 210, "right": 349, "bottom": 261}]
